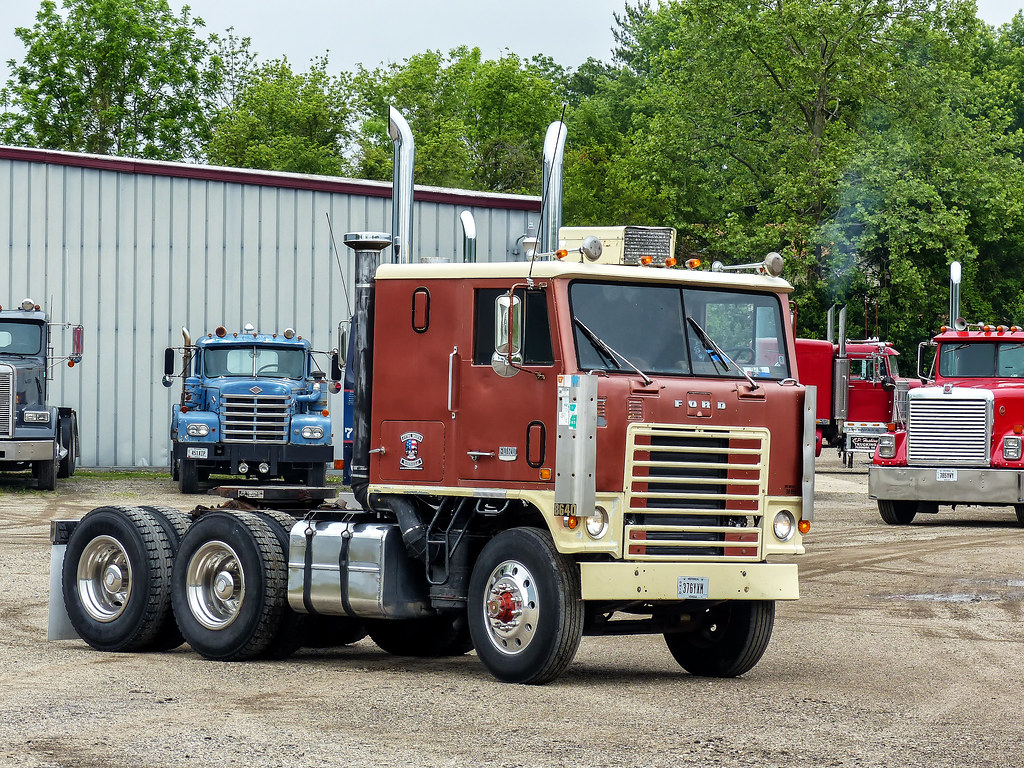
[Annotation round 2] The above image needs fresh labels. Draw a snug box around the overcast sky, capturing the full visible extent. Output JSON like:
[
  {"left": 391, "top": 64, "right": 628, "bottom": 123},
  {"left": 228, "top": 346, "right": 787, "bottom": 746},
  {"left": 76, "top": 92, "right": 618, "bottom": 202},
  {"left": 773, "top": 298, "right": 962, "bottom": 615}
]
[{"left": 2, "top": 1, "right": 1023, "bottom": 89}]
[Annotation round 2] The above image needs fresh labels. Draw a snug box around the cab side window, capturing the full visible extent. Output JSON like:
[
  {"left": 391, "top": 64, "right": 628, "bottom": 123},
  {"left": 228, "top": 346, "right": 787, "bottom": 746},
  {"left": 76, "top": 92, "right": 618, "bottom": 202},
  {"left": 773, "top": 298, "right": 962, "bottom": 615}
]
[{"left": 473, "top": 288, "right": 554, "bottom": 366}]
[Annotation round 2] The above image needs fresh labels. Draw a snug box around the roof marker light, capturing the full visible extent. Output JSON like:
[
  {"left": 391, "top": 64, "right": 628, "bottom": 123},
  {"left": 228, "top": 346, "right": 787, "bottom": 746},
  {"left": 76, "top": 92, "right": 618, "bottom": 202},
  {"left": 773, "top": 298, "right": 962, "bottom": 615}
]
[
  {"left": 640, "top": 255, "right": 653, "bottom": 266},
  {"left": 665, "top": 256, "right": 678, "bottom": 267},
  {"left": 685, "top": 258, "right": 700, "bottom": 269},
  {"left": 555, "top": 249, "right": 568, "bottom": 260}
]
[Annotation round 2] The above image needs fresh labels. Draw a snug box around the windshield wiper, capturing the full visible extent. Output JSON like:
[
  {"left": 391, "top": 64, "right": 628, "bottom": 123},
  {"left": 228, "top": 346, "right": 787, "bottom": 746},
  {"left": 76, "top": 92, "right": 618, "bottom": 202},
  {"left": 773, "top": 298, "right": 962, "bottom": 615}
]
[
  {"left": 686, "top": 317, "right": 760, "bottom": 391},
  {"left": 573, "top": 318, "right": 653, "bottom": 386}
]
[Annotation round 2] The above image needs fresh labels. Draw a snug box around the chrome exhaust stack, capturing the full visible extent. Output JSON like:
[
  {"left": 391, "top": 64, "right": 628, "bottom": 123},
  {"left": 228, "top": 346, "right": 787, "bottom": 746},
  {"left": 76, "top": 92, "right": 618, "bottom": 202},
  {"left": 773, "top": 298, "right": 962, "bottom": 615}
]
[
  {"left": 388, "top": 106, "right": 415, "bottom": 264},
  {"left": 539, "top": 121, "right": 567, "bottom": 254},
  {"left": 949, "top": 261, "right": 962, "bottom": 326},
  {"left": 460, "top": 210, "right": 477, "bottom": 263}
]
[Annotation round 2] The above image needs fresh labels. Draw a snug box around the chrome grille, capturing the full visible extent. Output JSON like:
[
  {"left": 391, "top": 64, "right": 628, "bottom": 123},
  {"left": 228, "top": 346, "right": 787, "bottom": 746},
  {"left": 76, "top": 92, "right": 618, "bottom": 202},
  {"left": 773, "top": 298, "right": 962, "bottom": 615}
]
[
  {"left": 624, "top": 424, "right": 768, "bottom": 562},
  {"left": 907, "top": 397, "right": 989, "bottom": 466},
  {"left": 221, "top": 394, "right": 289, "bottom": 443},
  {"left": 0, "top": 366, "right": 13, "bottom": 437}
]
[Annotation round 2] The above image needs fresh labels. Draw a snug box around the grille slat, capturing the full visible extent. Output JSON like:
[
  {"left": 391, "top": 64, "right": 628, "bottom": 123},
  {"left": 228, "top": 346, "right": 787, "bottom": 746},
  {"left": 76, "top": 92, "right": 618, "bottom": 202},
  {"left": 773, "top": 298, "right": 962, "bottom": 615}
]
[
  {"left": 624, "top": 424, "right": 768, "bottom": 561},
  {"left": 0, "top": 367, "right": 13, "bottom": 437},
  {"left": 220, "top": 394, "right": 290, "bottom": 443},
  {"left": 907, "top": 397, "right": 990, "bottom": 466}
]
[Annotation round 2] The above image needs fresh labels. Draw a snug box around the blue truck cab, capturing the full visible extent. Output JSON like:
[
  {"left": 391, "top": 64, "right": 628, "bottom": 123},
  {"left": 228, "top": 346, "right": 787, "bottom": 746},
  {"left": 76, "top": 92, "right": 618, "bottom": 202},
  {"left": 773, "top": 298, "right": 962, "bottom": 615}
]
[
  {"left": 0, "top": 298, "right": 83, "bottom": 490},
  {"left": 164, "top": 323, "right": 335, "bottom": 493}
]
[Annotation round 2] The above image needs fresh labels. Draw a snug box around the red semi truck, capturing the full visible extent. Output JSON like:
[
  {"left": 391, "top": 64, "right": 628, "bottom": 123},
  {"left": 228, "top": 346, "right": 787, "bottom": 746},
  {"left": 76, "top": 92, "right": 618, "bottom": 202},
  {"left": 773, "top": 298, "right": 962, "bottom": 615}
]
[
  {"left": 870, "top": 262, "right": 1024, "bottom": 526},
  {"left": 795, "top": 306, "right": 916, "bottom": 466},
  {"left": 47, "top": 117, "right": 814, "bottom": 684}
]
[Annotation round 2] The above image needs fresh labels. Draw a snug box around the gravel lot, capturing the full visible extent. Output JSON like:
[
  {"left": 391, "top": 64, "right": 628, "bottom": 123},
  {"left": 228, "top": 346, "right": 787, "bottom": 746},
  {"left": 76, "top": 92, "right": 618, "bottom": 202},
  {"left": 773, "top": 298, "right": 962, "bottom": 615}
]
[{"left": 1, "top": 454, "right": 1022, "bottom": 768}]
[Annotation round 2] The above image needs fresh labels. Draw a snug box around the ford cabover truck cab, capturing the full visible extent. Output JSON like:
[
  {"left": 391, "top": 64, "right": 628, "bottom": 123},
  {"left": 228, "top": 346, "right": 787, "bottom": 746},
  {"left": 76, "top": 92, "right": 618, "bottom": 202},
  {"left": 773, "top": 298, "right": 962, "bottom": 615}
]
[
  {"left": 163, "top": 324, "right": 335, "bottom": 493},
  {"left": 870, "top": 323, "right": 1024, "bottom": 526},
  {"left": 0, "top": 298, "right": 83, "bottom": 489},
  {"left": 48, "top": 117, "right": 812, "bottom": 685}
]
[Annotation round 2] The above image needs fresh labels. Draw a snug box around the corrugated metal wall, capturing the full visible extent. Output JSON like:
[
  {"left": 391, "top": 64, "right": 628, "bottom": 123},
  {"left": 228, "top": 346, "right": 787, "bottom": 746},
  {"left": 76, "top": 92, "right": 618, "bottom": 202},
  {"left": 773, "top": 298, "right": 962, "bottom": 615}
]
[{"left": 0, "top": 149, "right": 540, "bottom": 468}]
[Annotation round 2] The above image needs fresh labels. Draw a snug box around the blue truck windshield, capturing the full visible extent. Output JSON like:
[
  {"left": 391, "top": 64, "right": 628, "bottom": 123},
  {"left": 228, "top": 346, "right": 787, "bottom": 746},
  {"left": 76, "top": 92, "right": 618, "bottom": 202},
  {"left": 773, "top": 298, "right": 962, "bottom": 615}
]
[
  {"left": 939, "top": 342, "right": 1024, "bottom": 378},
  {"left": 569, "top": 282, "right": 791, "bottom": 379},
  {"left": 203, "top": 346, "right": 306, "bottom": 379},
  {"left": 0, "top": 322, "right": 43, "bottom": 355}
]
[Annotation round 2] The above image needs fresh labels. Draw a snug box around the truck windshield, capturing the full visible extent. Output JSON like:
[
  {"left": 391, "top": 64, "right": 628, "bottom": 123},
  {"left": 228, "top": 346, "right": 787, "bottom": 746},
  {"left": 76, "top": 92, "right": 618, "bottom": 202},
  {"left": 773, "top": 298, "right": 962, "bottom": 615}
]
[
  {"left": 203, "top": 346, "right": 306, "bottom": 379},
  {"left": 569, "top": 281, "right": 791, "bottom": 379},
  {"left": 939, "top": 342, "right": 1024, "bottom": 378},
  {"left": 0, "top": 321, "right": 43, "bottom": 355}
]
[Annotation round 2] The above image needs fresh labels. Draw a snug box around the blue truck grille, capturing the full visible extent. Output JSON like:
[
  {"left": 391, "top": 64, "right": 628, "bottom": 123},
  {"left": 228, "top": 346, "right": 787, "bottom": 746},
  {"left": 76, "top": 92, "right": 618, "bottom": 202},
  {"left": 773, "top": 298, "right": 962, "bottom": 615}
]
[
  {"left": 221, "top": 394, "right": 289, "bottom": 443},
  {"left": 0, "top": 367, "right": 13, "bottom": 438}
]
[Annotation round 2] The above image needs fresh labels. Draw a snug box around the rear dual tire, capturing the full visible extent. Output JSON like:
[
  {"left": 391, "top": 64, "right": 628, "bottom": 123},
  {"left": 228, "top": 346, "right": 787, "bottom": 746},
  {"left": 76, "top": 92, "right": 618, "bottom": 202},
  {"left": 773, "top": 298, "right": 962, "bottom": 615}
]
[{"left": 62, "top": 506, "right": 178, "bottom": 651}]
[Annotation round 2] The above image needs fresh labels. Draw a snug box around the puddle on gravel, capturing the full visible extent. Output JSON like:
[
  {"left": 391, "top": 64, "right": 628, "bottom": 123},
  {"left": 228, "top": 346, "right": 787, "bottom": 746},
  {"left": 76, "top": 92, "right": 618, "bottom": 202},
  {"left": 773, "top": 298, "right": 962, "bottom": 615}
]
[{"left": 883, "top": 593, "right": 1001, "bottom": 603}]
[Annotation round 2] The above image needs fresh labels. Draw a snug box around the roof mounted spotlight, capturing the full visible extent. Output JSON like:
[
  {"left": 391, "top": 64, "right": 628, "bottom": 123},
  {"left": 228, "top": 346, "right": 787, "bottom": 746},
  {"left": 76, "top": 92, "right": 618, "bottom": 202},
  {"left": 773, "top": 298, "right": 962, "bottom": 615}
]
[
  {"left": 710, "top": 252, "right": 784, "bottom": 277},
  {"left": 21, "top": 298, "right": 34, "bottom": 311},
  {"left": 283, "top": 328, "right": 296, "bottom": 339}
]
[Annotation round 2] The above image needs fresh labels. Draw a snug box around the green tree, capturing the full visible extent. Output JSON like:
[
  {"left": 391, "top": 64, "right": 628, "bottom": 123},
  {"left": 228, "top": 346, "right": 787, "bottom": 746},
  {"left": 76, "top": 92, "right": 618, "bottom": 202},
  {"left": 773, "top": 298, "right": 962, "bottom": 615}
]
[
  {"left": 207, "top": 56, "right": 354, "bottom": 176},
  {"left": 0, "top": 0, "right": 222, "bottom": 160},
  {"left": 352, "top": 47, "right": 566, "bottom": 194},
  {"left": 563, "top": 0, "right": 1024, "bottom": 354}
]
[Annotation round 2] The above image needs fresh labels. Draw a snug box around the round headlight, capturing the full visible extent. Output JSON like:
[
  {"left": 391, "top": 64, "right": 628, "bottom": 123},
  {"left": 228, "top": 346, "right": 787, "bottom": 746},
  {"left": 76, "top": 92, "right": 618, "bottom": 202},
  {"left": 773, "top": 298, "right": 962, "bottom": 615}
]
[
  {"left": 773, "top": 510, "right": 795, "bottom": 542},
  {"left": 186, "top": 423, "right": 210, "bottom": 437},
  {"left": 585, "top": 506, "right": 609, "bottom": 538},
  {"left": 301, "top": 426, "right": 324, "bottom": 439}
]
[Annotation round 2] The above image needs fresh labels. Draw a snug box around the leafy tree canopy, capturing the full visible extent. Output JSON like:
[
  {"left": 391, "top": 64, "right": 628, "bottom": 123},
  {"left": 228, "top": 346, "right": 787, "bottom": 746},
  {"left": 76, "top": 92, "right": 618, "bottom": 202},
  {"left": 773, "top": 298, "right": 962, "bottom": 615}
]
[{"left": 0, "top": 0, "right": 222, "bottom": 160}]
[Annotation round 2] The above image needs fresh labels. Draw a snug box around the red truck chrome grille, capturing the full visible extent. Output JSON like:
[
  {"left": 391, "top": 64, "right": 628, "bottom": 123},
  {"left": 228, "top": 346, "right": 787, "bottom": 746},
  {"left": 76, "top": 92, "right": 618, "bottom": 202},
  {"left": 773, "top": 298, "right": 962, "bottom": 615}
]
[
  {"left": 221, "top": 394, "right": 289, "bottom": 443},
  {"left": 624, "top": 424, "right": 768, "bottom": 561}
]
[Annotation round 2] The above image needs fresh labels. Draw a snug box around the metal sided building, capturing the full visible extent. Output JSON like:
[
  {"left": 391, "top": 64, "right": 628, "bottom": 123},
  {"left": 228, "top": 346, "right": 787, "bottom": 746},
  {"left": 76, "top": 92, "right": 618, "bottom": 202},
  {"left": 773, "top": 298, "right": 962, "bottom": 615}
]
[{"left": 0, "top": 145, "right": 542, "bottom": 468}]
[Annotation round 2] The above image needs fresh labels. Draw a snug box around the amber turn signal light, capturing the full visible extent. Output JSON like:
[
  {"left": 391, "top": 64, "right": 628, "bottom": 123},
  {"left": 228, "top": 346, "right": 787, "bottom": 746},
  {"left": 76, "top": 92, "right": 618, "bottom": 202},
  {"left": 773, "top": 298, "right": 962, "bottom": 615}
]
[{"left": 798, "top": 520, "right": 811, "bottom": 534}]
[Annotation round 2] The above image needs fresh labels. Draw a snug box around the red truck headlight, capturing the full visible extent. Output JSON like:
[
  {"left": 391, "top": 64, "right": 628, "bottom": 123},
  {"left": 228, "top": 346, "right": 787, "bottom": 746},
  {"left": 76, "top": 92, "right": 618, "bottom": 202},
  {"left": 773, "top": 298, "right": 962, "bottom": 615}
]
[{"left": 1003, "top": 436, "right": 1022, "bottom": 461}]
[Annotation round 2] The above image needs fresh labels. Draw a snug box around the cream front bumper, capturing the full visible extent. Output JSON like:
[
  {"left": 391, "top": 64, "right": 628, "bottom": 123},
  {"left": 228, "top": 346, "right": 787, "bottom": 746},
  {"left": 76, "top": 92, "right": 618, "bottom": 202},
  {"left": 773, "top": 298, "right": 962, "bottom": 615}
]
[{"left": 579, "top": 561, "right": 799, "bottom": 601}]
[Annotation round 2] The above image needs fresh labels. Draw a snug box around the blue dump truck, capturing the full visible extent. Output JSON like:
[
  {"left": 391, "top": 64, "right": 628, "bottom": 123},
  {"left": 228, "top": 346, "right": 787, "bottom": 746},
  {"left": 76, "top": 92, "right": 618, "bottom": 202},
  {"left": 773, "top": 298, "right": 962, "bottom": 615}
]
[
  {"left": 163, "top": 323, "right": 336, "bottom": 493},
  {"left": 0, "top": 298, "right": 83, "bottom": 490}
]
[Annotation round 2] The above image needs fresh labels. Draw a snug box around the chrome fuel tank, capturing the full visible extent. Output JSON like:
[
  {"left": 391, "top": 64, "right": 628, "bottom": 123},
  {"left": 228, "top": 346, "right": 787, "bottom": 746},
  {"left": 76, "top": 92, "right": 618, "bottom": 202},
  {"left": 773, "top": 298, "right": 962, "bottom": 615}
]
[{"left": 287, "top": 519, "right": 431, "bottom": 619}]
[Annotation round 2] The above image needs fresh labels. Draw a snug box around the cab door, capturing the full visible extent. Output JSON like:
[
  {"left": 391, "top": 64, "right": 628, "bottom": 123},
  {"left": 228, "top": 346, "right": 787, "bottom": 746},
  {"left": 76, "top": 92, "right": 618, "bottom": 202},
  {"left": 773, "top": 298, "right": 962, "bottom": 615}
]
[{"left": 454, "top": 284, "right": 559, "bottom": 484}]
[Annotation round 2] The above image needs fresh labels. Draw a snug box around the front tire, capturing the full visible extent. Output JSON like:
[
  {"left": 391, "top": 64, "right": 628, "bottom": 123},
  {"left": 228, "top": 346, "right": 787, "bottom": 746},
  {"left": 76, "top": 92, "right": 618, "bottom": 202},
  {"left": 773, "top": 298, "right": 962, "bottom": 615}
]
[
  {"left": 62, "top": 506, "right": 176, "bottom": 651},
  {"left": 177, "top": 458, "right": 199, "bottom": 494},
  {"left": 468, "top": 527, "right": 583, "bottom": 684},
  {"left": 58, "top": 417, "right": 77, "bottom": 478},
  {"left": 878, "top": 499, "right": 916, "bottom": 525},
  {"left": 171, "top": 511, "right": 288, "bottom": 660},
  {"left": 665, "top": 600, "right": 775, "bottom": 677},
  {"left": 35, "top": 455, "right": 58, "bottom": 491}
]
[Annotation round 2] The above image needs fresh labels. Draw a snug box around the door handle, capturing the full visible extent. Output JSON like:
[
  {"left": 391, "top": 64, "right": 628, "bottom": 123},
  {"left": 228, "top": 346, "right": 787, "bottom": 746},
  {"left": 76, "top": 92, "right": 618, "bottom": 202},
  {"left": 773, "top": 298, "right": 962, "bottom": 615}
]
[
  {"left": 467, "top": 451, "right": 495, "bottom": 459},
  {"left": 448, "top": 345, "right": 458, "bottom": 418}
]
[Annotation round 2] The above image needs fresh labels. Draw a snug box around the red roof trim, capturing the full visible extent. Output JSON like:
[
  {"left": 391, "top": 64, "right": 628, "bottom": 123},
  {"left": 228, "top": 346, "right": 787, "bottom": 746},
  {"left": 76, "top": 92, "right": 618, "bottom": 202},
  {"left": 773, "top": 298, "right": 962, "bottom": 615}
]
[{"left": 0, "top": 145, "right": 541, "bottom": 212}]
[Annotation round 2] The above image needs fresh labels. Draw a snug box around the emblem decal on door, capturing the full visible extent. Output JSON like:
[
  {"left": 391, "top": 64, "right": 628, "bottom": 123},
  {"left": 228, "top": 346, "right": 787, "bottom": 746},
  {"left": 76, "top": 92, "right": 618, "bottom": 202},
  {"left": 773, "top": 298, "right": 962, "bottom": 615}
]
[
  {"left": 498, "top": 446, "right": 517, "bottom": 461},
  {"left": 400, "top": 431, "right": 424, "bottom": 470}
]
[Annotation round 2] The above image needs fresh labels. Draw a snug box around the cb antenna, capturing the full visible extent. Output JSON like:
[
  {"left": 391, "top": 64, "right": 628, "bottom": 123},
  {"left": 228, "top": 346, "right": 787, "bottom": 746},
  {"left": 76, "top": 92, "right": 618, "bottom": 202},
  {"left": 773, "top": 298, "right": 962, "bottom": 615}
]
[{"left": 325, "top": 212, "right": 353, "bottom": 317}]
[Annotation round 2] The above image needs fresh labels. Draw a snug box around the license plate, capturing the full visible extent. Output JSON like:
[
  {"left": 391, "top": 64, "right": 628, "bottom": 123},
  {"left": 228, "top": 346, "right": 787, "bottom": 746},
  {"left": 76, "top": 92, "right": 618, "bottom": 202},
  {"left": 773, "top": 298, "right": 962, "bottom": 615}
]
[
  {"left": 186, "top": 447, "right": 208, "bottom": 459},
  {"left": 677, "top": 576, "right": 709, "bottom": 599},
  {"left": 936, "top": 468, "right": 957, "bottom": 482}
]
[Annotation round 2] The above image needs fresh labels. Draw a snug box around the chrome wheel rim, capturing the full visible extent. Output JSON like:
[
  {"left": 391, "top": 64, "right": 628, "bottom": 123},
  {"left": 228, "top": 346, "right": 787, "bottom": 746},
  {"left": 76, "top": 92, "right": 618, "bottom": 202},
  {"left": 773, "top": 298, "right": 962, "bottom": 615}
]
[
  {"left": 77, "top": 535, "right": 132, "bottom": 623},
  {"left": 482, "top": 559, "right": 539, "bottom": 655},
  {"left": 185, "top": 540, "right": 245, "bottom": 630}
]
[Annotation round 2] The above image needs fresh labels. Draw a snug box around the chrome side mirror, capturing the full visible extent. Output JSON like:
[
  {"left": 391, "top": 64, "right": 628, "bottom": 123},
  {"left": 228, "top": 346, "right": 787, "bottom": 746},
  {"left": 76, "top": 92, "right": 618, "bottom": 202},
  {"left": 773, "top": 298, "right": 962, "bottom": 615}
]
[{"left": 491, "top": 291, "right": 523, "bottom": 378}]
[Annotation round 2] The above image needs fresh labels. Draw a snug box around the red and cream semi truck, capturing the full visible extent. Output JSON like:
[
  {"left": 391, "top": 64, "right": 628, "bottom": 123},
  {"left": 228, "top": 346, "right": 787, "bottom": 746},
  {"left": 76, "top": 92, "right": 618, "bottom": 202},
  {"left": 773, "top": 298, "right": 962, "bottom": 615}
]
[
  {"left": 869, "top": 261, "right": 1024, "bottom": 525},
  {"left": 47, "top": 117, "right": 813, "bottom": 685}
]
